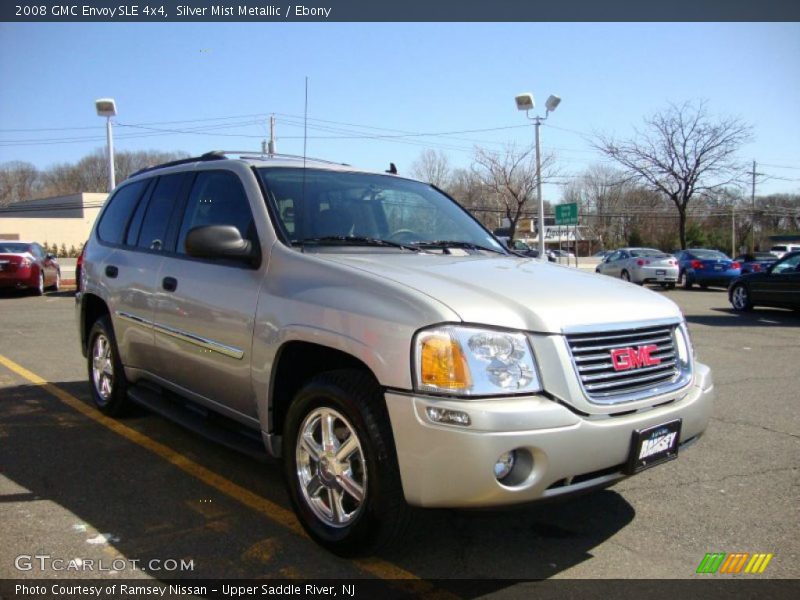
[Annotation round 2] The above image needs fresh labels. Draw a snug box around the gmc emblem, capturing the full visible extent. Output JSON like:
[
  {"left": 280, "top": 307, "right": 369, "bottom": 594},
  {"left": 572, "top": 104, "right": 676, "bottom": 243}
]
[{"left": 610, "top": 345, "right": 662, "bottom": 371}]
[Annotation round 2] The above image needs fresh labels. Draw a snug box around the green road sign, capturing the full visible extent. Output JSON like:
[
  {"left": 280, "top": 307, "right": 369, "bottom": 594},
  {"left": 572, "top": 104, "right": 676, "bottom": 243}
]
[{"left": 555, "top": 203, "right": 578, "bottom": 225}]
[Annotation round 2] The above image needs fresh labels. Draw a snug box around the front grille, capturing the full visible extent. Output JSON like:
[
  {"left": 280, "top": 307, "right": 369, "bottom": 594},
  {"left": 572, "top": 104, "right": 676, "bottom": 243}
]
[{"left": 566, "top": 324, "right": 685, "bottom": 403}]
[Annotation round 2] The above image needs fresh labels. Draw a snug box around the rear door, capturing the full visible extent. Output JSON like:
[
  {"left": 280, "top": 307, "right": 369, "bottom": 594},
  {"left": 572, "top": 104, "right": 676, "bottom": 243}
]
[
  {"left": 92, "top": 178, "right": 164, "bottom": 373},
  {"left": 151, "top": 168, "right": 264, "bottom": 420}
]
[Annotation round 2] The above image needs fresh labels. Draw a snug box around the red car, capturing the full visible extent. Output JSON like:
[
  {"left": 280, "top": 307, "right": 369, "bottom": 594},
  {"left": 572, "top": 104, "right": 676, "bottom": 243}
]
[{"left": 0, "top": 241, "right": 61, "bottom": 295}]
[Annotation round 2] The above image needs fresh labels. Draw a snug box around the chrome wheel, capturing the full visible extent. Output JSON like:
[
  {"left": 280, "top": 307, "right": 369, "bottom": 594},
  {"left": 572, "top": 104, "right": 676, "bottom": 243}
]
[
  {"left": 35, "top": 271, "right": 45, "bottom": 295},
  {"left": 296, "top": 407, "right": 366, "bottom": 528},
  {"left": 91, "top": 333, "right": 114, "bottom": 402},
  {"left": 731, "top": 285, "right": 750, "bottom": 311}
]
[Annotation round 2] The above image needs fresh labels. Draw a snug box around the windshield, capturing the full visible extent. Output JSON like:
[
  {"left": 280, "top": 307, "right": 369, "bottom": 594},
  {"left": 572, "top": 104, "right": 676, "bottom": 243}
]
[
  {"left": 257, "top": 168, "right": 505, "bottom": 253},
  {"left": 0, "top": 243, "right": 31, "bottom": 254},
  {"left": 691, "top": 249, "right": 729, "bottom": 260},
  {"left": 630, "top": 248, "right": 666, "bottom": 257}
]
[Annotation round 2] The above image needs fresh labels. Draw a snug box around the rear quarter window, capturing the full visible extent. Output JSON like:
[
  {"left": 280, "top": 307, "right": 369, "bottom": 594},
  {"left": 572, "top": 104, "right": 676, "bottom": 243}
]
[{"left": 97, "top": 181, "right": 149, "bottom": 244}]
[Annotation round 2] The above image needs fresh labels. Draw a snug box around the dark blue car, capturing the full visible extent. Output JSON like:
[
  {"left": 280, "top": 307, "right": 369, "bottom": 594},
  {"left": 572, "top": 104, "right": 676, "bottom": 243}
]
[
  {"left": 734, "top": 252, "right": 777, "bottom": 275},
  {"left": 675, "top": 249, "right": 741, "bottom": 289}
]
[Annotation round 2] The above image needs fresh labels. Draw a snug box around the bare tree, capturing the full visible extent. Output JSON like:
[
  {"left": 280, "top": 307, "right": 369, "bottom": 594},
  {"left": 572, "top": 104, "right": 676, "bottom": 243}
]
[
  {"left": 0, "top": 161, "right": 40, "bottom": 206},
  {"left": 472, "top": 144, "right": 558, "bottom": 241},
  {"left": 410, "top": 149, "right": 452, "bottom": 189},
  {"left": 594, "top": 101, "right": 752, "bottom": 249},
  {"left": 39, "top": 149, "right": 189, "bottom": 196}
]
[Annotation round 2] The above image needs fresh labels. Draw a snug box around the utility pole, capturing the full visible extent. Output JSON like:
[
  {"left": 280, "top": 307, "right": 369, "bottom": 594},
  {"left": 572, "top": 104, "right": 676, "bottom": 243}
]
[
  {"left": 262, "top": 115, "right": 277, "bottom": 155},
  {"left": 269, "top": 114, "right": 276, "bottom": 155},
  {"left": 748, "top": 160, "right": 763, "bottom": 252}
]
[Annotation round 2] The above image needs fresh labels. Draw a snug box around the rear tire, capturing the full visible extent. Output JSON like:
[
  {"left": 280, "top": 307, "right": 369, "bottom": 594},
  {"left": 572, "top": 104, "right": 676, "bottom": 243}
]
[
  {"left": 87, "top": 315, "right": 130, "bottom": 416},
  {"left": 50, "top": 270, "right": 61, "bottom": 292},
  {"left": 679, "top": 271, "right": 692, "bottom": 290},
  {"left": 32, "top": 270, "right": 45, "bottom": 296},
  {"left": 730, "top": 284, "right": 753, "bottom": 312},
  {"left": 283, "top": 369, "right": 409, "bottom": 556}
]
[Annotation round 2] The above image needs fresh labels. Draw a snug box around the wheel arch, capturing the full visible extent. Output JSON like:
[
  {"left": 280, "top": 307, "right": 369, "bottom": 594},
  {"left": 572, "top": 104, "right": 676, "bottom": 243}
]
[
  {"left": 268, "top": 340, "right": 381, "bottom": 439},
  {"left": 80, "top": 293, "right": 111, "bottom": 357}
]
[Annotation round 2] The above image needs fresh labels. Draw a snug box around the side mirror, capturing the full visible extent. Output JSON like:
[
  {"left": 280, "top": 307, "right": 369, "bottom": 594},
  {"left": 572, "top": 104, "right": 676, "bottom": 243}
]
[
  {"left": 46, "top": 253, "right": 56, "bottom": 260},
  {"left": 185, "top": 225, "right": 255, "bottom": 262}
]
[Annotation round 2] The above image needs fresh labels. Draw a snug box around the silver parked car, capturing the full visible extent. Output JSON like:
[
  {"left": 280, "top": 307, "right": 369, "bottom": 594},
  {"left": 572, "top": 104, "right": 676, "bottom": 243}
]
[
  {"left": 596, "top": 247, "right": 679, "bottom": 289},
  {"left": 77, "top": 152, "right": 712, "bottom": 555}
]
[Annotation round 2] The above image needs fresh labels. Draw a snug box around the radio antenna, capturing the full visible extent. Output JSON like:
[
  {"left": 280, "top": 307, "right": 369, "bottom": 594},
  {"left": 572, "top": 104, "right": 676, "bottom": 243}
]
[
  {"left": 303, "top": 76, "right": 308, "bottom": 168},
  {"left": 301, "top": 76, "right": 308, "bottom": 231}
]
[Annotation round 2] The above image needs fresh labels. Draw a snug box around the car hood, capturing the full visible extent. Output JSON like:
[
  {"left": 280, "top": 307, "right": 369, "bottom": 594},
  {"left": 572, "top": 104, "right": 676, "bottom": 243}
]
[{"left": 319, "top": 253, "right": 683, "bottom": 333}]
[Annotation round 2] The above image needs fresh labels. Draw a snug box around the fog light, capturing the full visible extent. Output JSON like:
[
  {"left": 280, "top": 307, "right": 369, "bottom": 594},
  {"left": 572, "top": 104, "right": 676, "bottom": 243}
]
[
  {"left": 494, "top": 451, "right": 516, "bottom": 480},
  {"left": 426, "top": 407, "right": 471, "bottom": 427}
]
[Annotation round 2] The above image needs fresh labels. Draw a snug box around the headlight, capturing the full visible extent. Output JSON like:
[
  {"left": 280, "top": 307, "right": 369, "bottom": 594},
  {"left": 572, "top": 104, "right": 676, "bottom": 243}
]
[
  {"left": 413, "top": 325, "right": 542, "bottom": 396},
  {"left": 675, "top": 320, "right": 695, "bottom": 365}
]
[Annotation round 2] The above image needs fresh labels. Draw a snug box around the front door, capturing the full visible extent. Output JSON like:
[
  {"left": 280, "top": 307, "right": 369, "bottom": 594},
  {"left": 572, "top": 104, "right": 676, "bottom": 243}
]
[{"left": 151, "top": 169, "right": 264, "bottom": 419}]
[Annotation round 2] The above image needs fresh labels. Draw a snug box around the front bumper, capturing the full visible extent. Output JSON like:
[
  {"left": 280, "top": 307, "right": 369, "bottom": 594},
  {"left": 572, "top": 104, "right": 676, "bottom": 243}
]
[{"left": 385, "top": 361, "right": 713, "bottom": 508}]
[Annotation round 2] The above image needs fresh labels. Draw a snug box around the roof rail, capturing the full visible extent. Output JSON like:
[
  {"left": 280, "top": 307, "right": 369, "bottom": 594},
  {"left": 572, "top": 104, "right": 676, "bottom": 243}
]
[
  {"left": 127, "top": 150, "right": 351, "bottom": 180},
  {"left": 129, "top": 151, "right": 227, "bottom": 178},
  {"left": 209, "top": 150, "right": 349, "bottom": 167}
]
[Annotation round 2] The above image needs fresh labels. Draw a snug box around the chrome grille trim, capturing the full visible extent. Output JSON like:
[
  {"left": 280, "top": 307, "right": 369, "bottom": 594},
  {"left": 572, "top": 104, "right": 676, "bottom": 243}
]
[{"left": 565, "top": 322, "right": 692, "bottom": 405}]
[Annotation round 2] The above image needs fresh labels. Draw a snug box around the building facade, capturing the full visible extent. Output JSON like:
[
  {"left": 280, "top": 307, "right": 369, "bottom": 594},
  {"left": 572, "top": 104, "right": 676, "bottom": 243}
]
[{"left": 0, "top": 193, "right": 106, "bottom": 249}]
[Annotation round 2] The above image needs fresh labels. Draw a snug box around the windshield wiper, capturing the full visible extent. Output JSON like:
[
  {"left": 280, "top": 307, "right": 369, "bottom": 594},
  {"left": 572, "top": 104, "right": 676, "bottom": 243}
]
[
  {"left": 295, "top": 236, "right": 420, "bottom": 252},
  {"left": 410, "top": 240, "right": 506, "bottom": 254}
]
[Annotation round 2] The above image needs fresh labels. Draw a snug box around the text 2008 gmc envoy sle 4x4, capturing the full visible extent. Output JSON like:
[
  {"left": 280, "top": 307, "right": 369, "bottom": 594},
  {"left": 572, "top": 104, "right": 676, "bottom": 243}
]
[{"left": 77, "top": 151, "right": 713, "bottom": 555}]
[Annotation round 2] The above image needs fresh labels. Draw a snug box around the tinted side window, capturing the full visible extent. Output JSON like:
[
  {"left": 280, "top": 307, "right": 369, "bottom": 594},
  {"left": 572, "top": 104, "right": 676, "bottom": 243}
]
[
  {"left": 97, "top": 181, "right": 148, "bottom": 244},
  {"left": 137, "top": 174, "right": 184, "bottom": 250},
  {"left": 177, "top": 171, "right": 255, "bottom": 255}
]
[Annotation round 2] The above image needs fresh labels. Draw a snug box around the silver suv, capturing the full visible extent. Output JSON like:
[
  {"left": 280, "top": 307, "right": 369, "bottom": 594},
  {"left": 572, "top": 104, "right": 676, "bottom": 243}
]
[{"left": 77, "top": 151, "right": 713, "bottom": 555}]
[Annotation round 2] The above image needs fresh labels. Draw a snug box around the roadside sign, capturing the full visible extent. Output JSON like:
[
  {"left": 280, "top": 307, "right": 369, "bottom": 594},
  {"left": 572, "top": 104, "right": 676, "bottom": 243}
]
[{"left": 555, "top": 203, "right": 578, "bottom": 225}]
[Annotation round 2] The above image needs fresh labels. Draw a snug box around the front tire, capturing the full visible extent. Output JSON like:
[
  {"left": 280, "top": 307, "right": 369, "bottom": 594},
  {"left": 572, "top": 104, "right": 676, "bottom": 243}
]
[
  {"left": 87, "top": 315, "right": 129, "bottom": 415},
  {"left": 283, "top": 370, "right": 409, "bottom": 556},
  {"left": 730, "top": 284, "right": 753, "bottom": 312},
  {"left": 621, "top": 270, "right": 631, "bottom": 282}
]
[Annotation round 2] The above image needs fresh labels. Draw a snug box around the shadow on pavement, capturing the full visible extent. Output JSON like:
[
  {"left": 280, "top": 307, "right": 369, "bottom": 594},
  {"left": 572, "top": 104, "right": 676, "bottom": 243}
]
[
  {"left": 686, "top": 307, "right": 800, "bottom": 328},
  {"left": 0, "top": 380, "right": 635, "bottom": 590}
]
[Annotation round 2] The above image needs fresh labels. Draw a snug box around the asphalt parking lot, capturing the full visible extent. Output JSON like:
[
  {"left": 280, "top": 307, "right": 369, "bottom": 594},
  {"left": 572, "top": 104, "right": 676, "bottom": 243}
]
[{"left": 0, "top": 286, "right": 798, "bottom": 590}]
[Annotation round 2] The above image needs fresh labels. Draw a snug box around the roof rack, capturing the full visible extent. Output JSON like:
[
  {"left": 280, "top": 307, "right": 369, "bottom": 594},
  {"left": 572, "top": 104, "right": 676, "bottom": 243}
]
[
  {"left": 129, "top": 151, "right": 226, "bottom": 178},
  {"left": 128, "top": 150, "right": 350, "bottom": 179},
  {"left": 212, "top": 150, "right": 349, "bottom": 167}
]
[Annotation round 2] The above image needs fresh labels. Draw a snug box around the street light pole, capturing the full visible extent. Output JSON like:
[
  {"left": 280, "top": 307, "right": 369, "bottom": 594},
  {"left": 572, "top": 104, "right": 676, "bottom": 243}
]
[
  {"left": 95, "top": 98, "right": 117, "bottom": 192},
  {"left": 515, "top": 92, "right": 561, "bottom": 261},
  {"left": 105, "top": 116, "right": 115, "bottom": 191},
  {"left": 534, "top": 115, "right": 544, "bottom": 259}
]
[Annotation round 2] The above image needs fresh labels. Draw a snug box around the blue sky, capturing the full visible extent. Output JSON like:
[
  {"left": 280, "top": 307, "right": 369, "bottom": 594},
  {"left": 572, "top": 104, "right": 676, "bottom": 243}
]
[{"left": 1, "top": 22, "right": 799, "bottom": 200}]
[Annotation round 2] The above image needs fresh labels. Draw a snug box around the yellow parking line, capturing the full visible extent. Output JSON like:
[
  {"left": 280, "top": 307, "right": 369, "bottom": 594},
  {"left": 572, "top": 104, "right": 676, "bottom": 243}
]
[{"left": 0, "top": 354, "right": 423, "bottom": 583}]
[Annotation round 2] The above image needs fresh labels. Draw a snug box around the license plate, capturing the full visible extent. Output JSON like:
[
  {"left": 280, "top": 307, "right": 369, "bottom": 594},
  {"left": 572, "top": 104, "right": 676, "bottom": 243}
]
[
  {"left": 625, "top": 419, "right": 682, "bottom": 474},
  {"left": 714, "top": 265, "right": 723, "bottom": 271},
  {"left": 656, "top": 269, "right": 666, "bottom": 276}
]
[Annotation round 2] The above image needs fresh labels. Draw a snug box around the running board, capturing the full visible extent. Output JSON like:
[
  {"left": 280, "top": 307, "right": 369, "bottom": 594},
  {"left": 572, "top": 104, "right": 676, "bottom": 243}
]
[{"left": 127, "top": 385, "right": 269, "bottom": 462}]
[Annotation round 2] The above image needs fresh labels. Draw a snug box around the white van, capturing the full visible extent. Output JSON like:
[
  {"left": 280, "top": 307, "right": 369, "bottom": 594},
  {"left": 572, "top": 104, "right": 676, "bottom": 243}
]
[{"left": 770, "top": 244, "right": 800, "bottom": 259}]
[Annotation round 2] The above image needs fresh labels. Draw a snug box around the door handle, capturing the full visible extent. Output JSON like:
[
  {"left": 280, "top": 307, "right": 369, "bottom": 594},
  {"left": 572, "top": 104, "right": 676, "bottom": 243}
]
[
  {"left": 105, "top": 265, "right": 118, "bottom": 278},
  {"left": 162, "top": 277, "right": 178, "bottom": 292}
]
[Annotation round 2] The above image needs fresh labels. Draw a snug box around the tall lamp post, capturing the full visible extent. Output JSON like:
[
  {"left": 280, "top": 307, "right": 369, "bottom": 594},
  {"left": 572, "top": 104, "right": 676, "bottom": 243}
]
[
  {"left": 95, "top": 98, "right": 117, "bottom": 192},
  {"left": 515, "top": 92, "right": 561, "bottom": 261}
]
